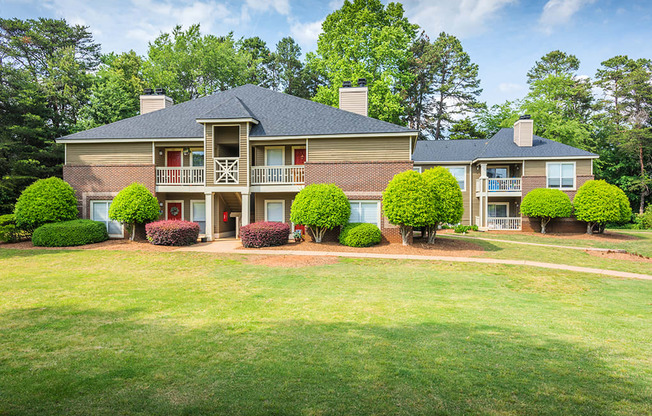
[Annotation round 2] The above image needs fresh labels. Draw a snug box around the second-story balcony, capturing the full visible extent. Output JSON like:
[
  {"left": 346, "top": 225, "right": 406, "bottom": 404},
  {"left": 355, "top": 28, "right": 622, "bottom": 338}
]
[
  {"left": 214, "top": 157, "right": 240, "bottom": 184},
  {"left": 251, "top": 165, "right": 305, "bottom": 185},
  {"left": 156, "top": 167, "right": 205, "bottom": 185},
  {"left": 477, "top": 177, "right": 522, "bottom": 195}
]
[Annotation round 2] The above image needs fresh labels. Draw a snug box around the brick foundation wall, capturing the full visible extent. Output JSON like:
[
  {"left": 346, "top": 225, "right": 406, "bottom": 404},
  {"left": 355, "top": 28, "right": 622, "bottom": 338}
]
[
  {"left": 304, "top": 160, "right": 412, "bottom": 244},
  {"left": 63, "top": 164, "right": 156, "bottom": 219}
]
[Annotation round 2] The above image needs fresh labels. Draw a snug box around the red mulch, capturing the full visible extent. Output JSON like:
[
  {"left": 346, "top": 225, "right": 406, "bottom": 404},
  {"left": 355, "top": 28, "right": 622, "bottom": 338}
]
[{"left": 585, "top": 250, "right": 652, "bottom": 263}]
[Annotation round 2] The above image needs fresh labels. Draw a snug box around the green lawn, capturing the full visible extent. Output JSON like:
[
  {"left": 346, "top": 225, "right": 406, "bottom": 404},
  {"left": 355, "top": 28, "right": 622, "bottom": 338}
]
[{"left": 1, "top": 249, "right": 650, "bottom": 415}]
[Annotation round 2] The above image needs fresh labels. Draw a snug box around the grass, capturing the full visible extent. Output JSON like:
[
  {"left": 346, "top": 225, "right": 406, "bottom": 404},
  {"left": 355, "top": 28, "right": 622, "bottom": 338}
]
[{"left": 1, "top": 248, "right": 651, "bottom": 415}]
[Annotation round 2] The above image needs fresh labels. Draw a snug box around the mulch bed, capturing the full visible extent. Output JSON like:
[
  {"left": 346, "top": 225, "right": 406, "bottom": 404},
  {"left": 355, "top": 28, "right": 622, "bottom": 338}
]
[
  {"left": 585, "top": 250, "right": 652, "bottom": 263},
  {"left": 240, "top": 237, "right": 485, "bottom": 257}
]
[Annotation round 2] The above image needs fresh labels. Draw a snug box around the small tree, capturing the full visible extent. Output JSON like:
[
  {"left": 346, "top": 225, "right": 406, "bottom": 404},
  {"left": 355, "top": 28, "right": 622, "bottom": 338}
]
[
  {"left": 14, "top": 177, "right": 78, "bottom": 231},
  {"left": 421, "top": 167, "right": 463, "bottom": 243},
  {"left": 382, "top": 170, "right": 432, "bottom": 245},
  {"left": 520, "top": 188, "right": 573, "bottom": 234},
  {"left": 290, "top": 184, "right": 350, "bottom": 243},
  {"left": 573, "top": 180, "right": 631, "bottom": 234},
  {"left": 108, "top": 183, "right": 160, "bottom": 240}
]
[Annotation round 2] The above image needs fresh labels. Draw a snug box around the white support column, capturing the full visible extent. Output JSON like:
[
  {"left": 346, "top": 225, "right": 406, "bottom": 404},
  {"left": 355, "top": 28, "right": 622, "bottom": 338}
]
[
  {"left": 241, "top": 192, "right": 250, "bottom": 226},
  {"left": 205, "top": 192, "right": 213, "bottom": 241},
  {"left": 480, "top": 163, "right": 487, "bottom": 229}
]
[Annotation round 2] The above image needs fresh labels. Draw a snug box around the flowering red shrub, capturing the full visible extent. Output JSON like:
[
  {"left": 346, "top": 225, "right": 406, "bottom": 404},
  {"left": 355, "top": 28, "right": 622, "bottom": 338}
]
[
  {"left": 146, "top": 220, "right": 200, "bottom": 246},
  {"left": 241, "top": 222, "right": 290, "bottom": 248}
]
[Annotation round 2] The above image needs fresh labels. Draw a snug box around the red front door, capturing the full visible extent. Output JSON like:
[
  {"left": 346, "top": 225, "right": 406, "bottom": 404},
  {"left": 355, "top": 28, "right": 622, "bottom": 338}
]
[
  {"left": 167, "top": 151, "right": 182, "bottom": 183},
  {"left": 167, "top": 202, "right": 182, "bottom": 221},
  {"left": 294, "top": 148, "right": 306, "bottom": 165}
]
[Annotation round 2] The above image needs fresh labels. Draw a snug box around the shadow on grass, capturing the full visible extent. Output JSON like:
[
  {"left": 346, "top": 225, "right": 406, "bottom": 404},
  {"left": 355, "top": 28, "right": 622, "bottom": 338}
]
[{"left": 1, "top": 306, "right": 648, "bottom": 416}]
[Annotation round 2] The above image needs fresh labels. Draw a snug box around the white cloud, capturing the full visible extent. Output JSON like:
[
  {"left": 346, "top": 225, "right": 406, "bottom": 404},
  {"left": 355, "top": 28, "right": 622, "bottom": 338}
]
[
  {"left": 289, "top": 19, "right": 323, "bottom": 49},
  {"left": 539, "top": 0, "right": 596, "bottom": 34},
  {"left": 498, "top": 82, "right": 524, "bottom": 93},
  {"left": 245, "top": 0, "right": 290, "bottom": 15},
  {"left": 401, "top": 0, "right": 517, "bottom": 38}
]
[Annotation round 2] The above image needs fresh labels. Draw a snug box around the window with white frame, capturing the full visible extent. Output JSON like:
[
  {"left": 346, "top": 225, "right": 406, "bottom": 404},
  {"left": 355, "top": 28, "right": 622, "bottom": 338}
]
[
  {"left": 547, "top": 162, "right": 575, "bottom": 189},
  {"left": 265, "top": 147, "right": 284, "bottom": 166},
  {"left": 190, "top": 149, "right": 204, "bottom": 167},
  {"left": 91, "top": 200, "right": 123, "bottom": 237},
  {"left": 191, "top": 201, "right": 206, "bottom": 234},
  {"left": 265, "top": 200, "right": 285, "bottom": 222},
  {"left": 488, "top": 203, "right": 509, "bottom": 218},
  {"left": 349, "top": 200, "right": 380, "bottom": 227},
  {"left": 445, "top": 167, "right": 466, "bottom": 190},
  {"left": 412, "top": 166, "right": 422, "bottom": 173}
]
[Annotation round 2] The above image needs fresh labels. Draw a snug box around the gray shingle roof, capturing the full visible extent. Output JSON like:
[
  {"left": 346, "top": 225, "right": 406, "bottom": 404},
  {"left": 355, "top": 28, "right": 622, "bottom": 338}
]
[
  {"left": 413, "top": 128, "right": 597, "bottom": 162},
  {"left": 59, "top": 84, "right": 415, "bottom": 141}
]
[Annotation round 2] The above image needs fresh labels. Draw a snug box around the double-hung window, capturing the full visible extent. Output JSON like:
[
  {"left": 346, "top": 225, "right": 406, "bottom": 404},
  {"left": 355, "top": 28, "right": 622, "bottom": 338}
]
[
  {"left": 265, "top": 200, "right": 285, "bottom": 223},
  {"left": 445, "top": 167, "right": 466, "bottom": 191},
  {"left": 547, "top": 162, "right": 575, "bottom": 189},
  {"left": 191, "top": 201, "right": 206, "bottom": 234},
  {"left": 349, "top": 201, "right": 380, "bottom": 227},
  {"left": 91, "top": 200, "right": 123, "bottom": 237}
]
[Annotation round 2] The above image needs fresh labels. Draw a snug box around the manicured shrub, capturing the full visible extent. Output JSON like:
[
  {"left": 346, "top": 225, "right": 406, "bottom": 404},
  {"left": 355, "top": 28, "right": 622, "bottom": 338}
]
[
  {"left": 573, "top": 180, "right": 632, "bottom": 234},
  {"left": 14, "top": 177, "right": 78, "bottom": 231},
  {"left": 454, "top": 224, "right": 477, "bottom": 234},
  {"left": 339, "top": 223, "right": 382, "bottom": 247},
  {"left": 146, "top": 220, "right": 199, "bottom": 246},
  {"left": 520, "top": 188, "right": 573, "bottom": 234},
  {"left": 290, "top": 184, "right": 350, "bottom": 243},
  {"left": 241, "top": 221, "right": 290, "bottom": 248},
  {"left": 382, "top": 170, "right": 432, "bottom": 245},
  {"left": 0, "top": 214, "right": 27, "bottom": 243},
  {"left": 422, "top": 167, "right": 464, "bottom": 243},
  {"left": 637, "top": 205, "right": 652, "bottom": 229},
  {"left": 32, "top": 220, "right": 108, "bottom": 247},
  {"left": 109, "top": 183, "right": 159, "bottom": 240}
]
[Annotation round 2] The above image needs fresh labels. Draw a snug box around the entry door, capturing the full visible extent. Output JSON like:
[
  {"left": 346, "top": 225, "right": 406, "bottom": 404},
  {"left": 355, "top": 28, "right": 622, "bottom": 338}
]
[
  {"left": 294, "top": 148, "right": 306, "bottom": 165},
  {"left": 167, "top": 150, "right": 182, "bottom": 183},
  {"left": 167, "top": 202, "right": 183, "bottom": 221}
]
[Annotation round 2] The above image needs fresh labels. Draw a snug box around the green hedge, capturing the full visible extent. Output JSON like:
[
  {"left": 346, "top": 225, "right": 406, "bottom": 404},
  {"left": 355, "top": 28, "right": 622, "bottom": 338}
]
[
  {"left": 32, "top": 220, "right": 109, "bottom": 247},
  {"left": 339, "top": 223, "right": 382, "bottom": 247}
]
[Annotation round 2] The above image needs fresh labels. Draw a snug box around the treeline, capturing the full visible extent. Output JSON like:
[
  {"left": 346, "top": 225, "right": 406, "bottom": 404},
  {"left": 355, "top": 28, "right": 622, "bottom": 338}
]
[{"left": 0, "top": 0, "right": 650, "bottom": 214}]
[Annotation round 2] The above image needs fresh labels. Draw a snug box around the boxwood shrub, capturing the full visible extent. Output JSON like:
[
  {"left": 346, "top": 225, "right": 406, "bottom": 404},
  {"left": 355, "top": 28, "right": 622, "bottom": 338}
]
[
  {"left": 241, "top": 222, "right": 290, "bottom": 248},
  {"left": 339, "top": 223, "right": 382, "bottom": 247},
  {"left": 32, "top": 220, "right": 109, "bottom": 247},
  {"left": 146, "top": 220, "right": 200, "bottom": 246},
  {"left": 14, "top": 177, "right": 78, "bottom": 231}
]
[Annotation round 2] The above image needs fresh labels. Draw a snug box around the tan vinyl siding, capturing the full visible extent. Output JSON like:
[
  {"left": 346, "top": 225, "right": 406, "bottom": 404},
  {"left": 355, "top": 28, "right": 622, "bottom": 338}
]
[
  {"left": 308, "top": 137, "right": 411, "bottom": 162},
  {"left": 253, "top": 145, "right": 305, "bottom": 166},
  {"left": 338, "top": 88, "right": 368, "bottom": 116},
  {"left": 206, "top": 123, "right": 248, "bottom": 186},
  {"left": 66, "top": 143, "right": 152, "bottom": 165},
  {"left": 525, "top": 159, "right": 592, "bottom": 176}
]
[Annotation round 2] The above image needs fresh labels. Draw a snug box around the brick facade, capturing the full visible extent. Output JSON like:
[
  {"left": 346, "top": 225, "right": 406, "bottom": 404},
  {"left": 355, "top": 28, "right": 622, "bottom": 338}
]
[
  {"left": 63, "top": 164, "right": 156, "bottom": 218},
  {"left": 521, "top": 174, "right": 594, "bottom": 233},
  {"left": 304, "top": 160, "right": 413, "bottom": 243}
]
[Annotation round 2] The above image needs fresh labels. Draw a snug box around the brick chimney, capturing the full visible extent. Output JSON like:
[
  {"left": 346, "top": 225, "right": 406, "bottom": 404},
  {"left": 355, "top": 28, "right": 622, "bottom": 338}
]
[
  {"left": 513, "top": 115, "right": 533, "bottom": 147},
  {"left": 140, "top": 88, "right": 173, "bottom": 115},
  {"left": 339, "top": 78, "right": 368, "bottom": 116}
]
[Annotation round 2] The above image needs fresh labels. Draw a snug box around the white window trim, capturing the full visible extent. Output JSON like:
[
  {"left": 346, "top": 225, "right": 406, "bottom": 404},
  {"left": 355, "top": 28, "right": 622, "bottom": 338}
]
[
  {"left": 264, "top": 146, "right": 285, "bottom": 166},
  {"left": 486, "top": 165, "right": 509, "bottom": 178},
  {"left": 487, "top": 202, "right": 510, "bottom": 218},
  {"left": 264, "top": 199, "right": 286, "bottom": 223},
  {"left": 412, "top": 166, "right": 422, "bottom": 173},
  {"left": 546, "top": 161, "right": 576, "bottom": 190},
  {"left": 348, "top": 200, "right": 381, "bottom": 228},
  {"left": 190, "top": 199, "right": 206, "bottom": 236},
  {"left": 90, "top": 200, "right": 124, "bottom": 238},
  {"left": 291, "top": 145, "right": 306, "bottom": 165},
  {"left": 165, "top": 148, "right": 184, "bottom": 167},
  {"left": 445, "top": 166, "right": 467, "bottom": 192},
  {"left": 165, "top": 200, "right": 185, "bottom": 220},
  {"left": 189, "top": 148, "right": 204, "bottom": 167}
]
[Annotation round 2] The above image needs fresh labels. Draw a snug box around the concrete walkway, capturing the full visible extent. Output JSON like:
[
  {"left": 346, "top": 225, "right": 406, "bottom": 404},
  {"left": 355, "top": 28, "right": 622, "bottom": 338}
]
[
  {"left": 176, "top": 240, "right": 652, "bottom": 281},
  {"left": 441, "top": 234, "right": 628, "bottom": 253}
]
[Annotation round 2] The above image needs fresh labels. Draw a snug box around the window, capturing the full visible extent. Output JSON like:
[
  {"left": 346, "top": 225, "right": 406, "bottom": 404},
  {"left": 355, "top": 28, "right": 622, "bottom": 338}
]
[
  {"left": 487, "top": 167, "right": 508, "bottom": 178},
  {"left": 91, "top": 200, "right": 123, "bottom": 237},
  {"left": 191, "top": 201, "right": 206, "bottom": 234},
  {"left": 349, "top": 201, "right": 380, "bottom": 227},
  {"left": 265, "top": 200, "right": 285, "bottom": 223},
  {"left": 445, "top": 167, "right": 466, "bottom": 190},
  {"left": 547, "top": 162, "right": 575, "bottom": 189},
  {"left": 412, "top": 166, "right": 422, "bottom": 173},
  {"left": 265, "top": 147, "right": 284, "bottom": 166},
  {"left": 191, "top": 150, "right": 204, "bottom": 167},
  {"left": 488, "top": 203, "right": 509, "bottom": 218}
]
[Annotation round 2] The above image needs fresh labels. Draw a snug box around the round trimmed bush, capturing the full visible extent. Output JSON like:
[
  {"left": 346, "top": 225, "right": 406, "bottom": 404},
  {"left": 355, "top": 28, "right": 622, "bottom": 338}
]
[
  {"left": 339, "top": 223, "right": 382, "bottom": 247},
  {"left": 14, "top": 177, "right": 78, "bottom": 231},
  {"left": 574, "top": 180, "right": 632, "bottom": 234},
  {"left": 241, "top": 222, "right": 290, "bottom": 248},
  {"left": 382, "top": 170, "right": 432, "bottom": 245},
  {"left": 109, "top": 183, "right": 159, "bottom": 240},
  {"left": 146, "top": 220, "right": 199, "bottom": 246},
  {"left": 520, "top": 188, "right": 573, "bottom": 234},
  {"left": 32, "top": 220, "right": 109, "bottom": 247},
  {"left": 422, "top": 167, "right": 464, "bottom": 243},
  {"left": 290, "top": 184, "right": 350, "bottom": 243}
]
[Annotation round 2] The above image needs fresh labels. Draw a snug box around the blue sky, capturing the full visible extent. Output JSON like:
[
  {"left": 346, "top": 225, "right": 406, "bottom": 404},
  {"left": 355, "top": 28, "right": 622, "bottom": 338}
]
[{"left": 2, "top": 0, "right": 652, "bottom": 105}]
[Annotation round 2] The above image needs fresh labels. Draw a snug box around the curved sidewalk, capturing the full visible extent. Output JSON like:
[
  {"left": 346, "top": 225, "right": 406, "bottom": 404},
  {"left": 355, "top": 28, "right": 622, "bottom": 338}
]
[{"left": 177, "top": 241, "right": 652, "bottom": 281}]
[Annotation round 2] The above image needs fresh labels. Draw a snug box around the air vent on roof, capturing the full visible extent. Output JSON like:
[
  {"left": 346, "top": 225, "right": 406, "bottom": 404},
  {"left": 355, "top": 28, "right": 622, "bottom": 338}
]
[
  {"left": 519, "top": 114, "right": 531, "bottom": 120},
  {"left": 357, "top": 78, "right": 367, "bottom": 87},
  {"left": 342, "top": 81, "right": 352, "bottom": 88},
  {"left": 155, "top": 88, "right": 166, "bottom": 95},
  {"left": 143, "top": 88, "right": 154, "bottom": 95}
]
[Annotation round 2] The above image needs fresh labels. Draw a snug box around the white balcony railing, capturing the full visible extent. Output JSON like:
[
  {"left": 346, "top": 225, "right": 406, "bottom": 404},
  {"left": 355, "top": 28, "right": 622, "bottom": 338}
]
[
  {"left": 487, "top": 178, "right": 521, "bottom": 192},
  {"left": 251, "top": 165, "right": 305, "bottom": 185},
  {"left": 156, "top": 167, "right": 204, "bottom": 185},
  {"left": 214, "top": 158, "right": 239, "bottom": 184},
  {"left": 487, "top": 217, "right": 522, "bottom": 230}
]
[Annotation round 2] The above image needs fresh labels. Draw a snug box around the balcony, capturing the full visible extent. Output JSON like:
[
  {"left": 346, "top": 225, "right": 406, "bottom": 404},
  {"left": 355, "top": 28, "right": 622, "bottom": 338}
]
[
  {"left": 476, "top": 178, "right": 522, "bottom": 195},
  {"left": 214, "top": 157, "right": 239, "bottom": 184},
  {"left": 487, "top": 217, "right": 522, "bottom": 230},
  {"left": 156, "top": 167, "right": 204, "bottom": 185},
  {"left": 251, "top": 165, "right": 305, "bottom": 185}
]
